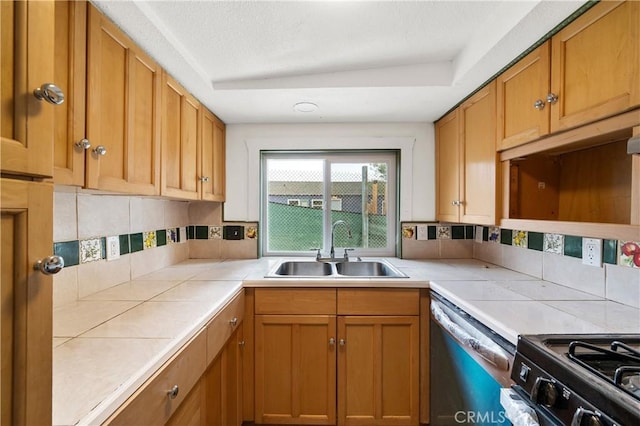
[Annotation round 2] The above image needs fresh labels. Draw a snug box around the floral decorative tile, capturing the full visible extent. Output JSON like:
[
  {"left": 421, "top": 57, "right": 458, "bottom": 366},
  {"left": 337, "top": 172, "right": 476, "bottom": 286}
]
[
  {"left": 488, "top": 226, "right": 500, "bottom": 243},
  {"left": 544, "top": 233, "right": 564, "bottom": 255},
  {"left": 402, "top": 225, "right": 416, "bottom": 239},
  {"left": 512, "top": 230, "right": 528, "bottom": 248},
  {"left": 143, "top": 231, "right": 157, "bottom": 249},
  {"left": 436, "top": 226, "right": 451, "bottom": 240},
  {"left": 209, "top": 226, "right": 222, "bottom": 239},
  {"left": 619, "top": 241, "right": 640, "bottom": 268},
  {"left": 245, "top": 226, "right": 258, "bottom": 239},
  {"left": 79, "top": 238, "right": 102, "bottom": 264},
  {"left": 167, "top": 228, "right": 178, "bottom": 244}
]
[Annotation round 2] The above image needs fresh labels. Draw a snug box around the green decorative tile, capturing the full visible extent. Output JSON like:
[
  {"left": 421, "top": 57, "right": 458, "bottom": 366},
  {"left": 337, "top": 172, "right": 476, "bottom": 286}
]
[
  {"left": 451, "top": 225, "right": 465, "bottom": 240},
  {"left": 482, "top": 227, "right": 489, "bottom": 242},
  {"left": 53, "top": 241, "right": 79, "bottom": 267},
  {"left": 196, "top": 226, "right": 209, "bottom": 240},
  {"left": 130, "top": 233, "right": 144, "bottom": 253},
  {"left": 187, "top": 226, "right": 195, "bottom": 240},
  {"left": 119, "top": 234, "right": 130, "bottom": 255},
  {"left": 177, "top": 228, "right": 181, "bottom": 242},
  {"left": 603, "top": 239, "right": 617, "bottom": 265},
  {"left": 465, "top": 226, "right": 474, "bottom": 239},
  {"left": 100, "top": 237, "right": 106, "bottom": 258},
  {"left": 527, "top": 232, "right": 544, "bottom": 251},
  {"left": 427, "top": 226, "right": 436, "bottom": 240},
  {"left": 157, "top": 229, "right": 167, "bottom": 246},
  {"left": 564, "top": 235, "right": 583, "bottom": 259},
  {"left": 500, "top": 229, "right": 512, "bottom": 245}
]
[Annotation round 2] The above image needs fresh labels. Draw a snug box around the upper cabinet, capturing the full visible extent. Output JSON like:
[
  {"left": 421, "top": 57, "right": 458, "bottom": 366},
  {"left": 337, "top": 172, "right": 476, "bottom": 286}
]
[
  {"left": 436, "top": 82, "right": 499, "bottom": 225},
  {"left": 52, "top": 0, "right": 87, "bottom": 185},
  {"left": 1, "top": 0, "right": 56, "bottom": 177},
  {"left": 161, "top": 74, "right": 201, "bottom": 200},
  {"left": 497, "top": 1, "right": 640, "bottom": 151},
  {"left": 201, "top": 108, "right": 226, "bottom": 202},
  {"left": 85, "top": 4, "right": 161, "bottom": 195}
]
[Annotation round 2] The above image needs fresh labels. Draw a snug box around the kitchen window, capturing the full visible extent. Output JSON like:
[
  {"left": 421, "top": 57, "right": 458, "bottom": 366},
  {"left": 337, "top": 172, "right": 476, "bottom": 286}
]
[{"left": 261, "top": 151, "right": 398, "bottom": 257}]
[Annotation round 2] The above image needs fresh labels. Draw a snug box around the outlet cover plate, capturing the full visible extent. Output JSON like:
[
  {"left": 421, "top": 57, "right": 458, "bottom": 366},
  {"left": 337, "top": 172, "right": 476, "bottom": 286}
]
[
  {"left": 416, "top": 225, "right": 429, "bottom": 240},
  {"left": 106, "top": 236, "right": 120, "bottom": 261},
  {"left": 582, "top": 238, "right": 602, "bottom": 267}
]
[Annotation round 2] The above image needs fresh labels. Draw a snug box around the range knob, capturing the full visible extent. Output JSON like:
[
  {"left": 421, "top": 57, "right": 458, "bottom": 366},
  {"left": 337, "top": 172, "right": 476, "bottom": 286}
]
[
  {"left": 531, "top": 377, "right": 559, "bottom": 407},
  {"left": 571, "top": 407, "right": 603, "bottom": 426}
]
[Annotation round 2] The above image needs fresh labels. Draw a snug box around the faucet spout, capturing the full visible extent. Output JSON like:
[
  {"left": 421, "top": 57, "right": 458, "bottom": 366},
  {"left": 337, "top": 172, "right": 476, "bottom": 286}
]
[{"left": 330, "top": 220, "right": 352, "bottom": 259}]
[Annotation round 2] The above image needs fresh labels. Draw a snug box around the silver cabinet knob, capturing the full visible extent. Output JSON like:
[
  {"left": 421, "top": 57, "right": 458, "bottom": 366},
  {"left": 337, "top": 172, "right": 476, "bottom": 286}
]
[
  {"left": 93, "top": 145, "right": 107, "bottom": 156},
  {"left": 34, "top": 255, "right": 64, "bottom": 275},
  {"left": 533, "top": 99, "right": 545, "bottom": 110},
  {"left": 329, "top": 338, "right": 335, "bottom": 346},
  {"left": 229, "top": 317, "right": 238, "bottom": 327},
  {"left": 75, "top": 138, "right": 91, "bottom": 150},
  {"left": 451, "top": 200, "right": 462, "bottom": 206},
  {"left": 238, "top": 340, "right": 245, "bottom": 347},
  {"left": 339, "top": 339, "right": 346, "bottom": 346},
  {"left": 200, "top": 176, "right": 210, "bottom": 183},
  {"left": 546, "top": 93, "right": 558, "bottom": 104},
  {"left": 33, "top": 83, "right": 65, "bottom": 105},
  {"left": 167, "top": 385, "right": 179, "bottom": 400}
]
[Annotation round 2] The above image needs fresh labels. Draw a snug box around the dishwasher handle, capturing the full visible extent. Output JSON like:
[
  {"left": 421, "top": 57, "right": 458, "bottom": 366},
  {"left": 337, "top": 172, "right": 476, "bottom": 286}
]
[{"left": 431, "top": 300, "right": 510, "bottom": 371}]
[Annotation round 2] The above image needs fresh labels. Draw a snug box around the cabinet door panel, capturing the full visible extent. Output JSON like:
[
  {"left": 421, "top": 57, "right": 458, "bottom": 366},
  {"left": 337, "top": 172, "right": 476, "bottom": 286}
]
[
  {"left": 338, "top": 316, "right": 419, "bottom": 426},
  {"left": 86, "top": 5, "right": 160, "bottom": 195},
  {"left": 460, "top": 81, "right": 498, "bottom": 225},
  {"left": 255, "top": 315, "right": 336, "bottom": 425},
  {"left": 435, "top": 110, "right": 460, "bottom": 222},
  {"left": 1, "top": 180, "right": 53, "bottom": 425},
  {"left": 161, "top": 74, "right": 200, "bottom": 200},
  {"left": 201, "top": 108, "right": 226, "bottom": 202},
  {"left": 497, "top": 42, "right": 550, "bottom": 150},
  {"left": 1, "top": 0, "right": 55, "bottom": 177},
  {"left": 551, "top": 1, "right": 640, "bottom": 131},
  {"left": 52, "top": 0, "right": 86, "bottom": 186}
]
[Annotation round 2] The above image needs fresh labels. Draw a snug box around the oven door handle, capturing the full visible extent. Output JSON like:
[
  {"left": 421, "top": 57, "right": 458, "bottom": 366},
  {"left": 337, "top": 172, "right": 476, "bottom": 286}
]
[{"left": 431, "top": 300, "right": 511, "bottom": 371}]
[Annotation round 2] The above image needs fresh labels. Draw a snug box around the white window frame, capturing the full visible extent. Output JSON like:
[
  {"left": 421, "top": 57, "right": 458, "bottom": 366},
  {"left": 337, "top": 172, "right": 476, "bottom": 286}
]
[{"left": 261, "top": 151, "right": 398, "bottom": 257}]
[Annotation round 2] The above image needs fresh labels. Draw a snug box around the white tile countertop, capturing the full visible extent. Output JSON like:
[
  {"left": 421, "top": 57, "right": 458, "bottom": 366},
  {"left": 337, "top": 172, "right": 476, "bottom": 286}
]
[{"left": 53, "top": 257, "right": 640, "bottom": 425}]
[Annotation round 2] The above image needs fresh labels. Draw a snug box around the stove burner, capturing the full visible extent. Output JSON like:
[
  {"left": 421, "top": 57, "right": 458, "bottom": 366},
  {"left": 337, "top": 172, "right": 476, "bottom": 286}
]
[{"left": 568, "top": 340, "right": 640, "bottom": 400}]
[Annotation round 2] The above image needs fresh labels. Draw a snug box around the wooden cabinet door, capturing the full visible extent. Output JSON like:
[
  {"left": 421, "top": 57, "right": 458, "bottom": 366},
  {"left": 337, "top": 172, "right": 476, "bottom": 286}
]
[
  {"left": 255, "top": 315, "right": 337, "bottom": 425},
  {"left": 86, "top": 4, "right": 160, "bottom": 195},
  {"left": 166, "top": 380, "right": 204, "bottom": 426},
  {"left": 201, "top": 325, "right": 244, "bottom": 426},
  {"left": 1, "top": 0, "right": 55, "bottom": 177},
  {"left": 200, "top": 108, "right": 226, "bottom": 202},
  {"left": 52, "top": 0, "right": 87, "bottom": 186},
  {"left": 459, "top": 81, "right": 499, "bottom": 225},
  {"left": 161, "top": 73, "right": 200, "bottom": 200},
  {"left": 1, "top": 179, "right": 53, "bottom": 426},
  {"left": 337, "top": 316, "right": 419, "bottom": 426},
  {"left": 497, "top": 42, "right": 551, "bottom": 150},
  {"left": 550, "top": 1, "right": 640, "bottom": 132},
  {"left": 435, "top": 109, "right": 460, "bottom": 222}
]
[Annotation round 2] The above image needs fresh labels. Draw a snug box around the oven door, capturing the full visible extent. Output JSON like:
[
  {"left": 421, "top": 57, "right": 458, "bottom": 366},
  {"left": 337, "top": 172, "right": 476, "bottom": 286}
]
[
  {"left": 500, "top": 387, "right": 561, "bottom": 426},
  {"left": 430, "top": 292, "right": 515, "bottom": 425}
]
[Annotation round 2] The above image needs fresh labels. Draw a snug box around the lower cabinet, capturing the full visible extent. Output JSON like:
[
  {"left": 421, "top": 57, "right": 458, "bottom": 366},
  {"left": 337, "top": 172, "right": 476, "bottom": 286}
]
[{"left": 253, "top": 288, "right": 421, "bottom": 426}]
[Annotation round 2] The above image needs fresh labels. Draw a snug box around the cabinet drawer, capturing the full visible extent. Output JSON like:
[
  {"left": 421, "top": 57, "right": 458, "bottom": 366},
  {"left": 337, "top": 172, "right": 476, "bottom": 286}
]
[
  {"left": 206, "top": 290, "right": 244, "bottom": 365},
  {"left": 255, "top": 288, "right": 336, "bottom": 315},
  {"left": 337, "top": 288, "right": 419, "bottom": 315},
  {"left": 105, "top": 331, "right": 207, "bottom": 426}
]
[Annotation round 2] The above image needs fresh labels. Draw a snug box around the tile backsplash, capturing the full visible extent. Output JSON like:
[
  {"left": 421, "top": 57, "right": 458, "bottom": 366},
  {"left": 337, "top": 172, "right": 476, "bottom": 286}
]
[
  {"left": 402, "top": 222, "right": 640, "bottom": 309},
  {"left": 53, "top": 190, "right": 258, "bottom": 308}
]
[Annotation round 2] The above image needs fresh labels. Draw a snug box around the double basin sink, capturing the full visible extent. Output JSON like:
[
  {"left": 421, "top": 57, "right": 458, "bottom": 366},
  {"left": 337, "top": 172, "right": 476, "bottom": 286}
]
[{"left": 266, "top": 259, "right": 408, "bottom": 278}]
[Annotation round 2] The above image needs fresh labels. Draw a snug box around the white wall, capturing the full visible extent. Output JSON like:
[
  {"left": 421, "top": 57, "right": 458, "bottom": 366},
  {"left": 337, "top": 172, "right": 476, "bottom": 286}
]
[{"left": 224, "top": 122, "right": 434, "bottom": 222}]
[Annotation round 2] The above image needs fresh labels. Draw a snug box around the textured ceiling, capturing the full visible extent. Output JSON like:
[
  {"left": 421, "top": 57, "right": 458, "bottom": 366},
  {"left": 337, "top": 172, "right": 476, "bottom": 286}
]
[{"left": 92, "top": 0, "right": 585, "bottom": 124}]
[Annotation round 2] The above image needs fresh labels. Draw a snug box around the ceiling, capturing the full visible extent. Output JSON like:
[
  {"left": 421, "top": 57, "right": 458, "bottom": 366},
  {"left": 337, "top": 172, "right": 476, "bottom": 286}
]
[{"left": 92, "top": 0, "right": 585, "bottom": 124}]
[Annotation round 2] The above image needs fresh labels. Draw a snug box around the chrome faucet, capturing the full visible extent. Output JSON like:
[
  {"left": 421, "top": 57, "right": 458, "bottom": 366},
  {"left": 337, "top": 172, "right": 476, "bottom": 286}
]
[{"left": 330, "top": 220, "right": 352, "bottom": 259}]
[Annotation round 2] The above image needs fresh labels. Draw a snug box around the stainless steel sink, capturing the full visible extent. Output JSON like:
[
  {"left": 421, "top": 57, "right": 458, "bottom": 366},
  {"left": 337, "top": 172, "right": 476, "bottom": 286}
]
[
  {"left": 334, "top": 261, "right": 407, "bottom": 278},
  {"left": 266, "top": 259, "right": 407, "bottom": 278},
  {"left": 272, "top": 261, "right": 333, "bottom": 276}
]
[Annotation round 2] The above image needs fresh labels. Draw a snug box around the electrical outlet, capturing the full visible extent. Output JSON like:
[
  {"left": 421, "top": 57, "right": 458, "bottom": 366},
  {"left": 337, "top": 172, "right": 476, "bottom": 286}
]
[
  {"left": 106, "top": 236, "right": 120, "bottom": 261},
  {"left": 582, "top": 238, "right": 602, "bottom": 267}
]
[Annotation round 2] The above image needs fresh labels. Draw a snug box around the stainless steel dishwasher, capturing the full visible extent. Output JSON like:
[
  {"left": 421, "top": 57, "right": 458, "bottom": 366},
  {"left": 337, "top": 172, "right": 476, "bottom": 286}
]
[{"left": 430, "top": 291, "right": 515, "bottom": 425}]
